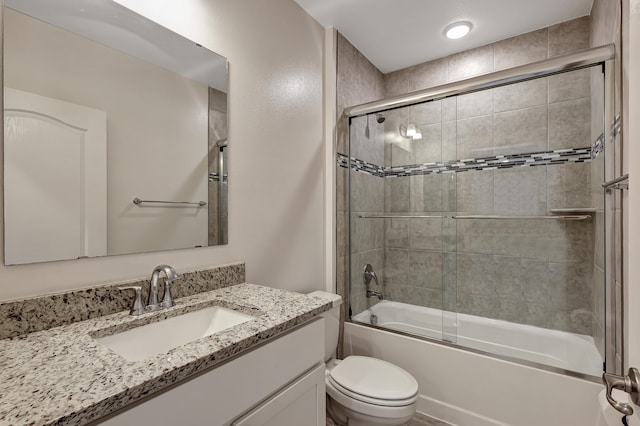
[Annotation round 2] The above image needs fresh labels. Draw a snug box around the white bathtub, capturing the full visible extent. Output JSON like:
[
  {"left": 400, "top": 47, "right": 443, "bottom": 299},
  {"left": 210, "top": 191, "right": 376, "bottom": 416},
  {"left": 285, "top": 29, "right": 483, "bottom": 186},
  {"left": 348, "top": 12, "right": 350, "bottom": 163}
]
[{"left": 351, "top": 300, "right": 603, "bottom": 376}]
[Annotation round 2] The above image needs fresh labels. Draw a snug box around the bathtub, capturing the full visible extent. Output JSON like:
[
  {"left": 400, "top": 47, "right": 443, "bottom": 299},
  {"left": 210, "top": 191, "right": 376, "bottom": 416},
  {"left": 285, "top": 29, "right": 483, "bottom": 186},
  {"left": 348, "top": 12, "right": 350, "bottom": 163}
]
[{"left": 351, "top": 300, "right": 603, "bottom": 377}]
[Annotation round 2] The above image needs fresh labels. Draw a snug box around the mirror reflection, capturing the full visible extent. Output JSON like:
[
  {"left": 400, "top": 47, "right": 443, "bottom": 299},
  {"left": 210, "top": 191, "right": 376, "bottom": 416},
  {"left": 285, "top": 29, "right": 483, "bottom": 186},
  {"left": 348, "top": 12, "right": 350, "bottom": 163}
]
[{"left": 3, "top": 0, "right": 229, "bottom": 265}]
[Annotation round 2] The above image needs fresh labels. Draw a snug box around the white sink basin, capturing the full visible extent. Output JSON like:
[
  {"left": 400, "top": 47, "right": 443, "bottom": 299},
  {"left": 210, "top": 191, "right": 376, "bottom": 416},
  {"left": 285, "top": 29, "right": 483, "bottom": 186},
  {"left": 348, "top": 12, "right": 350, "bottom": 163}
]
[{"left": 96, "top": 306, "right": 256, "bottom": 362}]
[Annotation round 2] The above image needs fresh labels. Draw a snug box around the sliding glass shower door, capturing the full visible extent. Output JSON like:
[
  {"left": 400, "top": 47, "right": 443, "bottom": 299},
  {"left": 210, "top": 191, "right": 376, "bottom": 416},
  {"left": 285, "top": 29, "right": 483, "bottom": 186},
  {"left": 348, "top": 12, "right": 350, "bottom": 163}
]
[{"left": 348, "top": 63, "right": 608, "bottom": 377}]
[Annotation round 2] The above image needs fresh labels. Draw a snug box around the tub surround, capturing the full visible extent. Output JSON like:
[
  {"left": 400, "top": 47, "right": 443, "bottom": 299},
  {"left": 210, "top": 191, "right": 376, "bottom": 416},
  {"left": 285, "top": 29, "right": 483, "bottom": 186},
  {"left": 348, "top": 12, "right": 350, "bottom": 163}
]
[
  {"left": 0, "top": 283, "right": 333, "bottom": 425},
  {"left": 0, "top": 262, "right": 245, "bottom": 340}
]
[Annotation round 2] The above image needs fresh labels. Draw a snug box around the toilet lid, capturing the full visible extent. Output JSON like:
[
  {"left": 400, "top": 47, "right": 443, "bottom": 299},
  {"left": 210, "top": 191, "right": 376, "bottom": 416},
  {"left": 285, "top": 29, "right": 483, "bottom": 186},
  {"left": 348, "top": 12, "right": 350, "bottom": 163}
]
[{"left": 329, "top": 356, "right": 418, "bottom": 401}]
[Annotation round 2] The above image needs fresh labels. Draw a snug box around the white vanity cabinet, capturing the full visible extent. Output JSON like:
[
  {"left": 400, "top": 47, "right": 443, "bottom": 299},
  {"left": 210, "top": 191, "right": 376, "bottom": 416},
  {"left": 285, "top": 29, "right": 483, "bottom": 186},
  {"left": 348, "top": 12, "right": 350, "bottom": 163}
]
[{"left": 96, "top": 318, "right": 325, "bottom": 426}]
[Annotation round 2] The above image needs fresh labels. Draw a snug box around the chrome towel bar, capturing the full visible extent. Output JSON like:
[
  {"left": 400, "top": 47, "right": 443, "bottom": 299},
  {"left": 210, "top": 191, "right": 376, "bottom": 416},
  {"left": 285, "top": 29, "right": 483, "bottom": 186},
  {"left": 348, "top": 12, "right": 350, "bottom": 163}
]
[
  {"left": 358, "top": 214, "right": 590, "bottom": 221},
  {"left": 452, "top": 215, "right": 591, "bottom": 221},
  {"left": 602, "top": 174, "right": 629, "bottom": 190},
  {"left": 358, "top": 214, "right": 444, "bottom": 219},
  {"left": 133, "top": 197, "right": 207, "bottom": 207}
]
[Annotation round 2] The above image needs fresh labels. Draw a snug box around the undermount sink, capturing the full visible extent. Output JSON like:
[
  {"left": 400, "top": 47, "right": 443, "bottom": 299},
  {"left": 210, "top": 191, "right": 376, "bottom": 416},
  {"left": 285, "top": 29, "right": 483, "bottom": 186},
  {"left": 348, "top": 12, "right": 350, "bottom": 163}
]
[{"left": 96, "top": 306, "right": 256, "bottom": 362}]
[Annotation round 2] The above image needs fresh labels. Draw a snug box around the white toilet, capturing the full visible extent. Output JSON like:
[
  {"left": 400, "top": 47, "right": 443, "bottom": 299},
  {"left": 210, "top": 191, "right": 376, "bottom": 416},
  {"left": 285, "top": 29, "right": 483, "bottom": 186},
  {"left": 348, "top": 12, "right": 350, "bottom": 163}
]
[{"left": 309, "top": 291, "right": 419, "bottom": 426}]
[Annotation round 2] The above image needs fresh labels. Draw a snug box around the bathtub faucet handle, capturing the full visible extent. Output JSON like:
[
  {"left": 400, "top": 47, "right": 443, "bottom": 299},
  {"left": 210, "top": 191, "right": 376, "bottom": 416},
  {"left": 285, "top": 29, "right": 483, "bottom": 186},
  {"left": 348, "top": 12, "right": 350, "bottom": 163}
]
[
  {"left": 602, "top": 368, "right": 640, "bottom": 416},
  {"left": 363, "top": 264, "right": 380, "bottom": 286}
]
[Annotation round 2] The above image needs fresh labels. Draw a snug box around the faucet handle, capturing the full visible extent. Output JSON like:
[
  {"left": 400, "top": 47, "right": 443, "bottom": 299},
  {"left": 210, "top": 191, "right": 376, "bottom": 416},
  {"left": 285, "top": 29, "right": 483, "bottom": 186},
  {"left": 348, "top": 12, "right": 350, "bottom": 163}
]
[
  {"left": 118, "top": 285, "right": 145, "bottom": 316},
  {"left": 160, "top": 279, "right": 177, "bottom": 309}
]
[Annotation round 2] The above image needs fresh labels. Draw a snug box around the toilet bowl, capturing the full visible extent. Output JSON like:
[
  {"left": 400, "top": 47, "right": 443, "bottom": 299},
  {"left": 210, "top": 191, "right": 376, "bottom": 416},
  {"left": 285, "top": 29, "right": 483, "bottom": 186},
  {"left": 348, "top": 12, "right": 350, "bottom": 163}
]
[{"left": 309, "top": 291, "right": 419, "bottom": 426}]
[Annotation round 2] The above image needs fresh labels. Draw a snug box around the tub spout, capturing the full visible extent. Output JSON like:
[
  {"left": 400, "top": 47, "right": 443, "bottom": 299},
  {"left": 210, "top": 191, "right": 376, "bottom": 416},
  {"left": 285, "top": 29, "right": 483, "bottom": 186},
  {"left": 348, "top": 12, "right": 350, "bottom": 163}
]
[{"left": 366, "top": 290, "right": 384, "bottom": 300}]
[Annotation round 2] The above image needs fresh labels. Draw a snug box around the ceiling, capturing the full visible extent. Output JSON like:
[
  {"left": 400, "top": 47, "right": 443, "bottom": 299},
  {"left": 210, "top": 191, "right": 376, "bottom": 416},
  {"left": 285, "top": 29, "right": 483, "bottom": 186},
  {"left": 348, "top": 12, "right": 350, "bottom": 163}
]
[{"left": 294, "top": 0, "right": 594, "bottom": 73}]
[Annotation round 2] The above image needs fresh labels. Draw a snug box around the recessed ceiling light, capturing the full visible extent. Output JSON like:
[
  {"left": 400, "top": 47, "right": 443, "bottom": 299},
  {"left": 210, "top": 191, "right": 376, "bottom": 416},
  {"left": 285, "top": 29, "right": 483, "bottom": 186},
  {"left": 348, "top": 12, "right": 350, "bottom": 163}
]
[{"left": 444, "top": 21, "right": 472, "bottom": 40}]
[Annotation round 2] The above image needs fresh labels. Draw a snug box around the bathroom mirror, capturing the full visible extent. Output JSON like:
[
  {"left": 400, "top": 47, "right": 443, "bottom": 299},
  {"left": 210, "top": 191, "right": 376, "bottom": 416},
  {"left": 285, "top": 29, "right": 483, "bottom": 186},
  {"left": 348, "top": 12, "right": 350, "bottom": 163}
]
[{"left": 3, "top": 0, "right": 229, "bottom": 265}]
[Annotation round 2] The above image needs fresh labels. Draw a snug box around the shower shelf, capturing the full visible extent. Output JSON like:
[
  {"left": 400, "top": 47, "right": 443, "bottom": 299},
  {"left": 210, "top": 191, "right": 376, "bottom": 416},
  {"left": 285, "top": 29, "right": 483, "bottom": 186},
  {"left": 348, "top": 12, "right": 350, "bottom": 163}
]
[
  {"left": 549, "top": 208, "right": 597, "bottom": 213},
  {"left": 357, "top": 214, "right": 591, "bottom": 221}
]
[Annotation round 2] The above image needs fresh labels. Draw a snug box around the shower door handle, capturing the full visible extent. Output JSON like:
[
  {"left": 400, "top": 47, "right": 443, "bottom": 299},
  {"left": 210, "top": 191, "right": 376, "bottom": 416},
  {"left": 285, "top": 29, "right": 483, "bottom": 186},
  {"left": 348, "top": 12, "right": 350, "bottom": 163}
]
[{"left": 602, "top": 368, "right": 640, "bottom": 415}]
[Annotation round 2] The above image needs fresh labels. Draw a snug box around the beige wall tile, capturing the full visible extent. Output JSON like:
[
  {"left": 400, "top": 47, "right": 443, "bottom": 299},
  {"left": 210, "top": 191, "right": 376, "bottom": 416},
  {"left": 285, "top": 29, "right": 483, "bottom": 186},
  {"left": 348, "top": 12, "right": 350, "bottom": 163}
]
[
  {"left": 494, "top": 78, "right": 547, "bottom": 113},
  {"left": 457, "top": 89, "right": 494, "bottom": 120},
  {"left": 456, "top": 115, "right": 494, "bottom": 159},
  {"left": 411, "top": 123, "right": 442, "bottom": 165},
  {"left": 549, "top": 16, "right": 591, "bottom": 57},
  {"left": 408, "top": 58, "right": 448, "bottom": 92},
  {"left": 409, "top": 250, "right": 444, "bottom": 289},
  {"left": 410, "top": 174, "right": 444, "bottom": 213},
  {"left": 385, "top": 218, "right": 409, "bottom": 249},
  {"left": 547, "top": 162, "right": 592, "bottom": 210},
  {"left": 549, "top": 68, "right": 591, "bottom": 103},
  {"left": 494, "top": 105, "right": 548, "bottom": 156},
  {"left": 409, "top": 100, "right": 442, "bottom": 126},
  {"left": 494, "top": 28, "right": 548, "bottom": 70},
  {"left": 447, "top": 44, "right": 494, "bottom": 81},
  {"left": 456, "top": 171, "right": 494, "bottom": 214},
  {"left": 548, "top": 98, "right": 591, "bottom": 150},
  {"left": 409, "top": 217, "right": 443, "bottom": 250},
  {"left": 384, "top": 249, "right": 409, "bottom": 285},
  {"left": 493, "top": 256, "right": 523, "bottom": 299},
  {"left": 494, "top": 166, "right": 547, "bottom": 216}
]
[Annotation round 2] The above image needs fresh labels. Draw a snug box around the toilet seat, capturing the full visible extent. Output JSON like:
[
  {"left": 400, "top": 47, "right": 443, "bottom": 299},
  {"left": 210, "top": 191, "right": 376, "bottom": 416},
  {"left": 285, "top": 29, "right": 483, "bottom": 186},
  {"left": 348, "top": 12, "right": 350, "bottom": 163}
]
[
  {"left": 326, "top": 379, "right": 418, "bottom": 421},
  {"left": 327, "top": 356, "right": 419, "bottom": 407}
]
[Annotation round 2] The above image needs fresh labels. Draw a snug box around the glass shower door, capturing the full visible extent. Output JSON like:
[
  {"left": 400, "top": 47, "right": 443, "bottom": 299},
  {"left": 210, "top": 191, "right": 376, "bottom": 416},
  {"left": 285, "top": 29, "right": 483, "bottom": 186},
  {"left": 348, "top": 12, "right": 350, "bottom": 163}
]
[
  {"left": 347, "top": 63, "right": 608, "bottom": 377},
  {"left": 348, "top": 99, "right": 456, "bottom": 345}
]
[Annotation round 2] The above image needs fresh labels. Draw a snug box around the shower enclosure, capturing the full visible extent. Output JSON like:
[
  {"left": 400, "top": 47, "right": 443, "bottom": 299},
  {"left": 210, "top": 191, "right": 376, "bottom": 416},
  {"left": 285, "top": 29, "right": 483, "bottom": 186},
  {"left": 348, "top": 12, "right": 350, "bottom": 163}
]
[{"left": 345, "top": 45, "right": 616, "bottom": 378}]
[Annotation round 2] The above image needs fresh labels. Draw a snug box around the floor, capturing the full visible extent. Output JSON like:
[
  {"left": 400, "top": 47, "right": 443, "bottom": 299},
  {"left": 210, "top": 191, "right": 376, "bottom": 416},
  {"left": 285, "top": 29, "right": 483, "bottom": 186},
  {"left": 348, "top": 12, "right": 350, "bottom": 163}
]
[{"left": 404, "top": 412, "right": 453, "bottom": 426}]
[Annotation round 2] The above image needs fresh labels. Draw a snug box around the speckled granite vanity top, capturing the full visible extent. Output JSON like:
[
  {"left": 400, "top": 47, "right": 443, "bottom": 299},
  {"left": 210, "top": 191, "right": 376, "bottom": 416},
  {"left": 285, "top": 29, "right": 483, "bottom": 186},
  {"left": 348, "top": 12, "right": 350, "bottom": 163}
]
[{"left": 0, "top": 284, "right": 332, "bottom": 426}]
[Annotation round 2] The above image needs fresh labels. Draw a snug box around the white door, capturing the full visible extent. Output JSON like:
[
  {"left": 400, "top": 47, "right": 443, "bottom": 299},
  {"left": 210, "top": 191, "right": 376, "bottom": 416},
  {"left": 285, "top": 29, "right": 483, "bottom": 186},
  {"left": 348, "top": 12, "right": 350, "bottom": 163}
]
[{"left": 4, "top": 87, "right": 107, "bottom": 264}]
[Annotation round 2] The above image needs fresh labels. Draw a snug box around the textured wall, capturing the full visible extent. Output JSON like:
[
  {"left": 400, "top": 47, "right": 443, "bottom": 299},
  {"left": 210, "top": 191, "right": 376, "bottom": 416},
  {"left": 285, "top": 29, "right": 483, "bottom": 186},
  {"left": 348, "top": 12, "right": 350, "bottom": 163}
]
[{"left": 0, "top": 0, "right": 326, "bottom": 301}]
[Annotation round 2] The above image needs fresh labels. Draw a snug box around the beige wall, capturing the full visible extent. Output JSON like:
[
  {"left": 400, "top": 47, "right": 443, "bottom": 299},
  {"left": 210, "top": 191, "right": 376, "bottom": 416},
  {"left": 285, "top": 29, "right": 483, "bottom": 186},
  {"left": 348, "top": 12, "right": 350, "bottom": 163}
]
[
  {"left": 5, "top": 9, "right": 210, "bottom": 257},
  {"left": 0, "top": 0, "right": 326, "bottom": 300}
]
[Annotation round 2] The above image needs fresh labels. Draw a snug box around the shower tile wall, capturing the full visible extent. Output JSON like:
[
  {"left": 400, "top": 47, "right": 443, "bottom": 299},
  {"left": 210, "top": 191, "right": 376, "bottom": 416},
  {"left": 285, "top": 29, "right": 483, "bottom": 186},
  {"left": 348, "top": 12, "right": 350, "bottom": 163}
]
[
  {"left": 335, "top": 33, "right": 385, "bottom": 349},
  {"left": 381, "top": 74, "right": 595, "bottom": 334},
  {"left": 379, "top": 16, "right": 595, "bottom": 335},
  {"left": 338, "top": 16, "right": 606, "bottom": 336}
]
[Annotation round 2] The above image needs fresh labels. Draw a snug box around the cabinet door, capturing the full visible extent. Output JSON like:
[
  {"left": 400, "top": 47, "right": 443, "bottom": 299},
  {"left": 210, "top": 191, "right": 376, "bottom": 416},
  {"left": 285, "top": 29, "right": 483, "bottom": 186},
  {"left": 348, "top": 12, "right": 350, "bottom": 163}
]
[{"left": 232, "top": 364, "right": 325, "bottom": 426}]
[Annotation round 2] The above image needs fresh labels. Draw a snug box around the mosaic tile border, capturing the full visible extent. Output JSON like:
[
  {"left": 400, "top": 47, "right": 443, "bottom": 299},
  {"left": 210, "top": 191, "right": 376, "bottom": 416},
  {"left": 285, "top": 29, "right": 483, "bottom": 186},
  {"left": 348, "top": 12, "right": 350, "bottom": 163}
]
[
  {"left": 592, "top": 133, "right": 604, "bottom": 159},
  {"left": 338, "top": 147, "right": 592, "bottom": 178},
  {"left": 208, "top": 172, "right": 228, "bottom": 183}
]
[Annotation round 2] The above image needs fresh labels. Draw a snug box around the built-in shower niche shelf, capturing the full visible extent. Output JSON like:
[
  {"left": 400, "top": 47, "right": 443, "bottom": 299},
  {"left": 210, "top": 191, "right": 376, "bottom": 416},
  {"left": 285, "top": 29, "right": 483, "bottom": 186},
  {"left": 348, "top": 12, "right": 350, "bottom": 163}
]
[{"left": 549, "top": 208, "right": 597, "bottom": 214}]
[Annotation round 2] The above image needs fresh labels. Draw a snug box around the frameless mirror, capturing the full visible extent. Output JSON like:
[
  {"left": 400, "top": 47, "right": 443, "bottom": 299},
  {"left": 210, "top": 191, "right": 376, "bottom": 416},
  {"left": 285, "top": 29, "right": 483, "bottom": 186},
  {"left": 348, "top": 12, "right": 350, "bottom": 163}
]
[{"left": 3, "top": 0, "right": 228, "bottom": 265}]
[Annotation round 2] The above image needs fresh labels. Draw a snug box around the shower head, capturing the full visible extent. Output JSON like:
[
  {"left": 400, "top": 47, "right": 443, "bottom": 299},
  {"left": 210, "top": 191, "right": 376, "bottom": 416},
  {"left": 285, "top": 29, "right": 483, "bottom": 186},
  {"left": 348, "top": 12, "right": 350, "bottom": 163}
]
[{"left": 376, "top": 113, "right": 386, "bottom": 124}]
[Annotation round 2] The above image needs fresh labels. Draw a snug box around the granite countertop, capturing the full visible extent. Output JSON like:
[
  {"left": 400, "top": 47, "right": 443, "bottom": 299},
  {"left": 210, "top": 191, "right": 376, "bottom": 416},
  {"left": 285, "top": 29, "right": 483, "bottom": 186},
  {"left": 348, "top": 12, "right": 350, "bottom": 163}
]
[{"left": 0, "top": 283, "right": 333, "bottom": 426}]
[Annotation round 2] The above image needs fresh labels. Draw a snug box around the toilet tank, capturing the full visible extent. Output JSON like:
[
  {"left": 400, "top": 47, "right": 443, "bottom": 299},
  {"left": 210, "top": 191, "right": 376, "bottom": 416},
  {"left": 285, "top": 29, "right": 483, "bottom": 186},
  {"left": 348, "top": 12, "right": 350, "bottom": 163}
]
[{"left": 308, "top": 291, "right": 342, "bottom": 362}]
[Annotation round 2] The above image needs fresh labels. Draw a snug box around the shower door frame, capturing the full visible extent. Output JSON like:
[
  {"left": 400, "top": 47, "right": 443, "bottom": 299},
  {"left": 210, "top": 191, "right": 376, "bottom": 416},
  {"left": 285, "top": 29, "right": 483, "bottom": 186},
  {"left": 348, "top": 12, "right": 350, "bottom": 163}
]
[{"left": 344, "top": 44, "right": 618, "bottom": 381}]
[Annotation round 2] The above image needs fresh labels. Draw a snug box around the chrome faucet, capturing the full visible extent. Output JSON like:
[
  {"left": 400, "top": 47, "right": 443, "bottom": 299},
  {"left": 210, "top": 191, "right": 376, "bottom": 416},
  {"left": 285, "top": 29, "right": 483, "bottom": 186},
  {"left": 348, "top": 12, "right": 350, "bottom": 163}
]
[
  {"left": 366, "top": 290, "right": 384, "bottom": 300},
  {"left": 119, "top": 265, "right": 181, "bottom": 315},
  {"left": 150, "top": 264, "right": 181, "bottom": 310}
]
